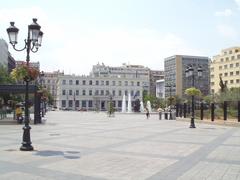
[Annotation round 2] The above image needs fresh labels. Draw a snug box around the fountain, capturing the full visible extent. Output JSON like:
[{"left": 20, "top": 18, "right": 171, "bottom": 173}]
[
  {"left": 121, "top": 95, "right": 126, "bottom": 113},
  {"left": 127, "top": 93, "right": 132, "bottom": 113},
  {"left": 140, "top": 101, "right": 144, "bottom": 112},
  {"left": 147, "top": 100, "right": 152, "bottom": 112}
]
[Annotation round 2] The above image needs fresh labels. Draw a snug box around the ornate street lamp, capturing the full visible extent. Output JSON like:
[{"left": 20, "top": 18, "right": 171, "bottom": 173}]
[
  {"left": 165, "top": 84, "right": 175, "bottom": 120},
  {"left": 7, "top": 18, "right": 43, "bottom": 151},
  {"left": 185, "top": 65, "right": 202, "bottom": 128}
]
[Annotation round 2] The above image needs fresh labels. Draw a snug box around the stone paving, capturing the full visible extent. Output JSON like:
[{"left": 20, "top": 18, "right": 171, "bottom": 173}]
[{"left": 0, "top": 111, "right": 240, "bottom": 180}]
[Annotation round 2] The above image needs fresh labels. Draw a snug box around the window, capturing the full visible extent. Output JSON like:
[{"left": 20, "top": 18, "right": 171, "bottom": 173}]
[
  {"left": 219, "top": 73, "right": 222, "bottom": 77},
  {"left": 95, "top": 90, "right": 99, "bottom": 95},
  {"left": 131, "top": 90, "right": 134, "bottom": 96},
  {"left": 76, "top": 90, "right": 79, "bottom": 95},
  {"left": 125, "top": 81, "right": 128, "bottom": 86},
  {"left": 69, "top": 80, "right": 73, "bottom": 85},
  {"left": 224, "top": 65, "right": 228, "bottom": 69},
  {"left": 96, "top": 80, "right": 99, "bottom": 85},
  {"left": 101, "top": 90, "right": 104, "bottom": 95},
  {"left": 137, "top": 82, "right": 140, "bottom": 86},
  {"left": 106, "top": 81, "right": 109, "bottom": 86},
  {"left": 101, "top": 81, "right": 104, "bottom": 85},
  {"left": 69, "top": 100, "right": 73, "bottom": 107},
  {"left": 226, "top": 57, "right": 229, "bottom": 61},
  {"left": 89, "top": 90, "right": 92, "bottom": 96},
  {"left": 225, "top": 80, "right": 228, "bottom": 84},
  {"left": 112, "top": 81, "right": 116, "bottom": 86},
  {"left": 62, "top": 80, "right": 66, "bottom": 85},
  {"left": 106, "top": 90, "right": 109, "bottom": 95},
  {"left": 118, "top": 81, "right": 122, "bottom": 86},
  {"left": 211, "top": 82, "right": 214, "bottom": 86},
  {"left": 125, "top": 90, "right": 128, "bottom": 96},
  {"left": 48, "top": 80, "right": 50, "bottom": 83},
  {"left": 238, "top": 54, "right": 240, "bottom": 59},
  {"left": 82, "top": 101, "right": 86, "bottom": 107},
  {"left": 62, "top": 90, "right": 66, "bottom": 95},
  {"left": 82, "top": 90, "right": 86, "bottom": 95},
  {"left": 224, "top": 72, "right": 228, "bottom": 76},
  {"left": 69, "top": 90, "right": 72, "bottom": 95},
  {"left": 236, "top": 71, "right": 240, "bottom": 75},
  {"left": 131, "top": 81, "right": 134, "bottom": 86},
  {"left": 230, "top": 64, "right": 233, "bottom": 68},
  {"left": 237, "top": 79, "right": 240, "bottom": 83},
  {"left": 231, "top": 56, "right": 235, "bottom": 60},
  {"left": 211, "top": 67, "right": 214, "bottom": 71},
  {"left": 89, "top": 80, "right": 92, "bottom": 85},
  {"left": 62, "top": 100, "right": 66, "bottom": 107},
  {"left": 118, "top": 90, "right": 122, "bottom": 96},
  {"left": 230, "top": 80, "right": 234, "bottom": 84},
  {"left": 229, "top": 50, "right": 232, "bottom": 54},
  {"left": 236, "top": 63, "right": 239, "bottom": 67},
  {"left": 112, "top": 90, "right": 115, "bottom": 96},
  {"left": 118, "top": 101, "right": 122, "bottom": 107},
  {"left": 136, "top": 90, "right": 140, "bottom": 96},
  {"left": 76, "top": 80, "right": 79, "bottom": 85},
  {"left": 88, "top": 100, "right": 92, "bottom": 107},
  {"left": 211, "top": 75, "right": 214, "bottom": 78},
  {"left": 82, "top": 80, "right": 86, "bottom": 85},
  {"left": 230, "top": 72, "right": 234, "bottom": 76},
  {"left": 75, "top": 100, "right": 79, "bottom": 107},
  {"left": 220, "top": 58, "right": 224, "bottom": 62}
]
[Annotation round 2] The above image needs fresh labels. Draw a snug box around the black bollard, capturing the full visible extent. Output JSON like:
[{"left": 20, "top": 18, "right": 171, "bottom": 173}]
[
  {"left": 238, "top": 101, "right": 240, "bottom": 122},
  {"left": 179, "top": 104, "right": 183, "bottom": 117},
  {"left": 223, "top": 101, "right": 227, "bottom": 121},
  {"left": 165, "top": 112, "right": 168, "bottom": 120},
  {"left": 176, "top": 104, "right": 179, "bottom": 117},
  {"left": 211, "top": 103, "right": 215, "bottom": 122},
  {"left": 183, "top": 103, "right": 187, "bottom": 118},
  {"left": 200, "top": 102, "right": 204, "bottom": 120}
]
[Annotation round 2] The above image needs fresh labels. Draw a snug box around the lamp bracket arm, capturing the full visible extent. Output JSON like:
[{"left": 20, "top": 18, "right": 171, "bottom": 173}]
[{"left": 11, "top": 39, "right": 27, "bottom": 51}]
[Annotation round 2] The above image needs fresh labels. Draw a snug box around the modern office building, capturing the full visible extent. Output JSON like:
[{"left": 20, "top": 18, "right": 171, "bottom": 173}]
[
  {"left": 56, "top": 64, "right": 150, "bottom": 111},
  {"left": 149, "top": 70, "right": 164, "bottom": 97},
  {"left": 210, "top": 47, "right": 240, "bottom": 94},
  {"left": 164, "top": 55, "right": 210, "bottom": 98},
  {"left": 156, "top": 79, "right": 165, "bottom": 98}
]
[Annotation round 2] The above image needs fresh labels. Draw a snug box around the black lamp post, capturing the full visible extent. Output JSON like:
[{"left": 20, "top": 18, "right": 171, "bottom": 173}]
[
  {"left": 7, "top": 18, "right": 43, "bottom": 151},
  {"left": 185, "top": 65, "right": 202, "bottom": 128}
]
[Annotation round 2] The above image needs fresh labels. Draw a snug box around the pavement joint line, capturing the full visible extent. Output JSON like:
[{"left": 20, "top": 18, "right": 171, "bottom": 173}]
[
  {"left": 147, "top": 127, "right": 237, "bottom": 180},
  {"left": 204, "top": 158, "right": 240, "bottom": 166}
]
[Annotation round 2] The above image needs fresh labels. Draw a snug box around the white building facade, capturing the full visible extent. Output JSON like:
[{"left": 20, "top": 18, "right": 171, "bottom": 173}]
[{"left": 56, "top": 64, "right": 150, "bottom": 111}]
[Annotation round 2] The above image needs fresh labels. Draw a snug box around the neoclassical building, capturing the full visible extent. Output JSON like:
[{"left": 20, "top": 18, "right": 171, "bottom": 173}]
[{"left": 56, "top": 63, "right": 150, "bottom": 111}]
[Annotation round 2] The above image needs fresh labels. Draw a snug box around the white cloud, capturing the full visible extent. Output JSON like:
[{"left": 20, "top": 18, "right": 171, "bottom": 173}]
[
  {"left": 214, "top": 9, "right": 233, "bottom": 17},
  {"left": 0, "top": 7, "right": 202, "bottom": 75},
  {"left": 235, "top": 0, "right": 240, "bottom": 9},
  {"left": 50, "top": 28, "right": 202, "bottom": 75},
  {"left": 217, "top": 24, "right": 238, "bottom": 39}
]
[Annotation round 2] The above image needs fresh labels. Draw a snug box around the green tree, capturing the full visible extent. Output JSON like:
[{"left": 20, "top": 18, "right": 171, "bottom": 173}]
[{"left": 0, "top": 65, "right": 14, "bottom": 85}]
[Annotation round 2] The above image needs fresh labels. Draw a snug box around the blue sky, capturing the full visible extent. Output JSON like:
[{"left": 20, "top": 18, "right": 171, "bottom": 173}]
[{"left": 0, "top": 0, "right": 240, "bottom": 74}]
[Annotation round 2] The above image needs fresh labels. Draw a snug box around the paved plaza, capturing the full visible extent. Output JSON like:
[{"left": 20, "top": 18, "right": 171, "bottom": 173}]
[{"left": 0, "top": 111, "right": 240, "bottom": 180}]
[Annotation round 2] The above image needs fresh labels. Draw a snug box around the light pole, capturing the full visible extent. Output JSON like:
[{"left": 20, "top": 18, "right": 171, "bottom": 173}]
[
  {"left": 185, "top": 65, "right": 202, "bottom": 128},
  {"left": 7, "top": 18, "right": 43, "bottom": 151}
]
